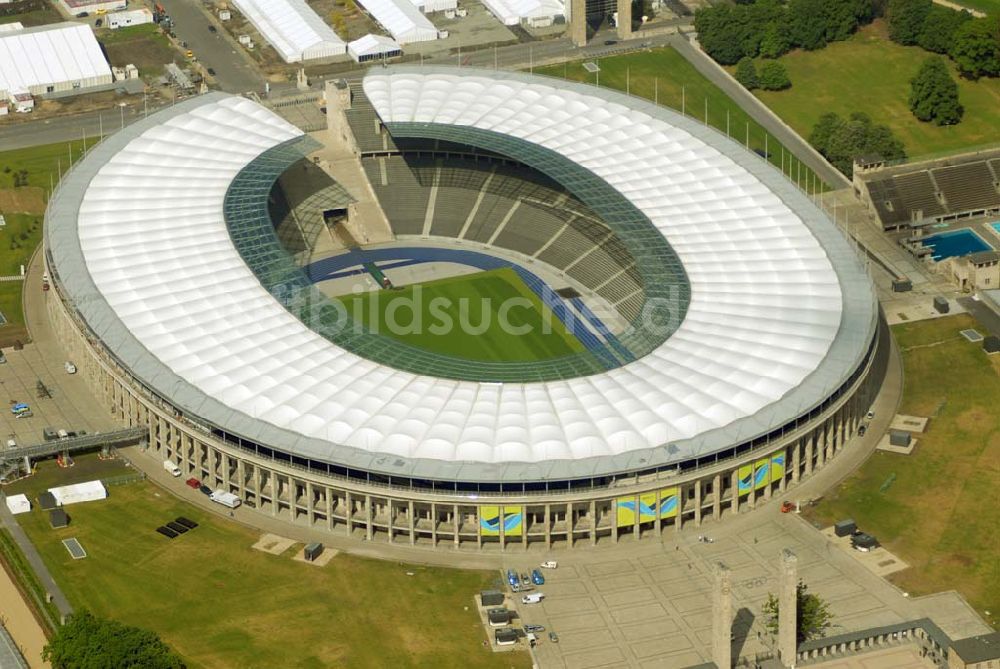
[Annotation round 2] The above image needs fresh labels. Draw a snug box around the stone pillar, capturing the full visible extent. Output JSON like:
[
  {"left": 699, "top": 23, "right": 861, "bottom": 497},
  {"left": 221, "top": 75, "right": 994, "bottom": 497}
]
[
  {"left": 713, "top": 474, "right": 722, "bottom": 520},
  {"left": 778, "top": 549, "right": 799, "bottom": 665},
  {"left": 453, "top": 504, "right": 460, "bottom": 548},
  {"left": 633, "top": 495, "right": 640, "bottom": 540},
  {"left": 499, "top": 506, "right": 506, "bottom": 552},
  {"left": 730, "top": 470, "right": 740, "bottom": 515},
  {"left": 805, "top": 433, "right": 815, "bottom": 476},
  {"left": 306, "top": 481, "right": 315, "bottom": 526},
  {"left": 344, "top": 491, "right": 352, "bottom": 534},
  {"left": 386, "top": 498, "right": 393, "bottom": 543},
  {"left": 252, "top": 465, "right": 262, "bottom": 507},
  {"left": 694, "top": 481, "right": 703, "bottom": 527},
  {"left": 545, "top": 504, "right": 552, "bottom": 548},
  {"left": 271, "top": 473, "right": 280, "bottom": 517},
  {"left": 712, "top": 562, "right": 733, "bottom": 669},
  {"left": 408, "top": 501, "right": 416, "bottom": 545},
  {"left": 326, "top": 486, "right": 334, "bottom": 531},
  {"left": 364, "top": 495, "right": 373, "bottom": 541},
  {"left": 616, "top": 0, "right": 632, "bottom": 40},
  {"left": 570, "top": 0, "right": 586, "bottom": 47},
  {"left": 588, "top": 501, "right": 596, "bottom": 546},
  {"left": 792, "top": 439, "right": 802, "bottom": 484}
]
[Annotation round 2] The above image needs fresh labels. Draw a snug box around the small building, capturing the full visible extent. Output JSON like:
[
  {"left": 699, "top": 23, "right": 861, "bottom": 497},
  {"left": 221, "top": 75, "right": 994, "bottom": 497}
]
[
  {"left": 889, "top": 430, "right": 912, "bottom": 448},
  {"left": 948, "top": 630, "right": 1000, "bottom": 669},
  {"left": 984, "top": 335, "right": 1000, "bottom": 355},
  {"left": 49, "top": 509, "right": 69, "bottom": 528},
  {"left": 347, "top": 34, "right": 402, "bottom": 63},
  {"left": 219, "top": 9, "right": 232, "bottom": 21},
  {"left": 487, "top": 608, "right": 512, "bottom": 627},
  {"left": 4, "top": 494, "right": 30, "bottom": 515},
  {"left": 304, "top": 542, "right": 323, "bottom": 561},
  {"left": 407, "top": 0, "right": 457, "bottom": 13},
  {"left": 57, "top": 0, "right": 128, "bottom": 17},
  {"left": 480, "top": 590, "right": 504, "bottom": 607},
  {"left": 49, "top": 480, "right": 107, "bottom": 506},
  {"left": 834, "top": 519, "right": 856, "bottom": 537},
  {"left": 108, "top": 8, "right": 154, "bottom": 30},
  {"left": 495, "top": 628, "right": 518, "bottom": 646},
  {"left": 946, "top": 250, "right": 1000, "bottom": 292}
]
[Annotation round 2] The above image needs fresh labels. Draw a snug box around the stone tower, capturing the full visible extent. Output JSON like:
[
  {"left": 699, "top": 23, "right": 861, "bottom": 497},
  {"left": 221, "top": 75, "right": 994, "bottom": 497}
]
[
  {"left": 712, "top": 562, "right": 733, "bottom": 669},
  {"left": 778, "top": 548, "right": 798, "bottom": 665}
]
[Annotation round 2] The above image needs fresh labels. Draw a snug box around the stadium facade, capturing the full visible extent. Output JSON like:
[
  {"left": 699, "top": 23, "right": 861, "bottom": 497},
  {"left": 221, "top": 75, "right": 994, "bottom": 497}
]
[{"left": 44, "top": 67, "right": 888, "bottom": 550}]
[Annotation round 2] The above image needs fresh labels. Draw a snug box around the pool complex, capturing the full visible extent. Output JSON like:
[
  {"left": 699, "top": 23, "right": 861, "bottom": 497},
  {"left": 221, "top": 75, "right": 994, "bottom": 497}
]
[{"left": 922, "top": 229, "right": 992, "bottom": 260}]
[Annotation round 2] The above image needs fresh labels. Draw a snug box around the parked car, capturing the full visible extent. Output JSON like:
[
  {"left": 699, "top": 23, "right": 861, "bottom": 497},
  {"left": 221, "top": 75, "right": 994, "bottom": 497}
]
[
  {"left": 524, "top": 624, "right": 545, "bottom": 634},
  {"left": 208, "top": 24, "right": 217, "bottom": 32},
  {"left": 851, "top": 532, "right": 879, "bottom": 552},
  {"left": 521, "top": 593, "right": 544, "bottom": 604},
  {"left": 11, "top": 402, "right": 30, "bottom": 415},
  {"left": 780, "top": 501, "right": 795, "bottom": 513},
  {"left": 604, "top": 39, "right": 617, "bottom": 45},
  {"left": 858, "top": 424, "right": 867, "bottom": 436},
  {"left": 548, "top": 631, "right": 559, "bottom": 643},
  {"left": 0, "top": 350, "right": 6, "bottom": 363},
  {"left": 506, "top": 569, "right": 518, "bottom": 586},
  {"left": 199, "top": 484, "right": 212, "bottom": 496},
  {"left": 531, "top": 569, "right": 544, "bottom": 585},
  {"left": 207, "top": 67, "right": 216, "bottom": 76},
  {"left": 65, "top": 361, "right": 77, "bottom": 374},
  {"left": 185, "top": 477, "right": 200, "bottom": 490},
  {"left": 95, "top": 18, "right": 102, "bottom": 27},
  {"left": 866, "top": 410, "right": 875, "bottom": 420},
  {"left": 540, "top": 560, "right": 558, "bottom": 569}
]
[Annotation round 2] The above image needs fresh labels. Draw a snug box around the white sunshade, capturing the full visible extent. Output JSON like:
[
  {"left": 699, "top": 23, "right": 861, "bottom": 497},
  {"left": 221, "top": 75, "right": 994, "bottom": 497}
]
[
  {"left": 481, "top": 0, "right": 564, "bottom": 25},
  {"left": 68, "top": 75, "right": 854, "bottom": 467},
  {"left": 49, "top": 481, "right": 107, "bottom": 506},
  {"left": 356, "top": 0, "right": 439, "bottom": 43},
  {"left": 232, "top": 0, "right": 346, "bottom": 62},
  {"left": 0, "top": 22, "right": 111, "bottom": 96},
  {"left": 5, "top": 494, "right": 30, "bottom": 515}
]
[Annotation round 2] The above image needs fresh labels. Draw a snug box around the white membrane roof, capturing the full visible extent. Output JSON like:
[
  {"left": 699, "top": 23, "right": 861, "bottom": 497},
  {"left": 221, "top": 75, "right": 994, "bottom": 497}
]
[
  {"left": 48, "top": 71, "right": 876, "bottom": 482},
  {"left": 0, "top": 22, "right": 110, "bottom": 95},
  {"left": 482, "top": 0, "right": 564, "bottom": 25},
  {"left": 231, "top": 0, "right": 345, "bottom": 62}
]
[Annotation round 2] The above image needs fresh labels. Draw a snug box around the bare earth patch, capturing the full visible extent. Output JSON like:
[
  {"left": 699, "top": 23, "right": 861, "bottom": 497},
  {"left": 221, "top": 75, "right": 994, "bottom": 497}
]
[
  {"left": 0, "top": 187, "right": 45, "bottom": 215},
  {"left": 251, "top": 533, "right": 296, "bottom": 555}
]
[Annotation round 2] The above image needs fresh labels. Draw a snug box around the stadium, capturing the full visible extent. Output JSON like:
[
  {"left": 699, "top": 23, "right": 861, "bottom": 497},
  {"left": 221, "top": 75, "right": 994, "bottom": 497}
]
[{"left": 43, "top": 66, "right": 888, "bottom": 550}]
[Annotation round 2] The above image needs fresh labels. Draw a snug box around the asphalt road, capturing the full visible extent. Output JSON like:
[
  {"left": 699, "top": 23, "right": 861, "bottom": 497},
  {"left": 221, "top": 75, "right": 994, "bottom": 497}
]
[{"left": 157, "top": 0, "right": 264, "bottom": 94}]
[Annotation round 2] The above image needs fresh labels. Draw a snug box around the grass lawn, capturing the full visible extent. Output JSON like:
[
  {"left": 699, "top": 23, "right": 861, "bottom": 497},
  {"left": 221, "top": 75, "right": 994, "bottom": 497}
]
[
  {"left": 0, "top": 5, "right": 62, "bottom": 27},
  {"left": 805, "top": 315, "right": 999, "bottom": 626},
  {"left": 13, "top": 474, "right": 528, "bottom": 669},
  {"left": 99, "top": 24, "right": 181, "bottom": 78},
  {"left": 339, "top": 268, "right": 584, "bottom": 362},
  {"left": 753, "top": 21, "right": 1000, "bottom": 160},
  {"left": 535, "top": 47, "right": 827, "bottom": 191},
  {"left": 0, "top": 141, "right": 84, "bottom": 340}
]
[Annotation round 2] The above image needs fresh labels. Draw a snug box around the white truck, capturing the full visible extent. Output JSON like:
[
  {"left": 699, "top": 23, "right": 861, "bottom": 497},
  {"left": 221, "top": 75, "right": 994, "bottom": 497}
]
[
  {"left": 521, "top": 593, "right": 545, "bottom": 605},
  {"left": 209, "top": 489, "right": 241, "bottom": 509},
  {"left": 163, "top": 460, "right": 182, "bottom": 477}
]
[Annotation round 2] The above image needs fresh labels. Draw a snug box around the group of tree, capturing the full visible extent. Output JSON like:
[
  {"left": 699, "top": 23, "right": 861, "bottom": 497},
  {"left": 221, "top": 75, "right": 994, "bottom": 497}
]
[
  {"left": 888, "top": 0, "right": 1000, "bottom": 79},
  {"left": 735, "top": 58, "right": 792, "bottom": 90},
  {"left": 43, "top": 611, "right": 184, "bottom": 669},
  {"left": 761, "top": 582, "right": 834, "bottom": 642},
  {"left": 694, "top": 0, "right": 877, "bottom": 66},
  {"left": 809, "top": 111, "right": 906, "bottom": 175}
]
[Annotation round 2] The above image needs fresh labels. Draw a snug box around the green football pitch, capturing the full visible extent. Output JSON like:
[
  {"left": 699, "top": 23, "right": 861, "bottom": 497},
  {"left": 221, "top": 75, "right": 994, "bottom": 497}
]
[{"left": 338, "top": 268, "right": 584, "bottom": 362}]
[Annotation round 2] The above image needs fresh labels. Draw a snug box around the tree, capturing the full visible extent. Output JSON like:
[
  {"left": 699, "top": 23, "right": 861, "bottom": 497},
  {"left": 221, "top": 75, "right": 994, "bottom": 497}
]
[
  {"left": 809, "top": 112, "right": 906, "bottom": 175},
  {"left": 918, "top": 5, "right": 972, "bottom": 54},
  {"left": 887, "top": 0, "right": 933, "bottom": 45},
  {"left": 786, "top": 0, "right": 829, "bottom": 50},
  {"left": 758, "top": 61, "right": 792, "bottom": 90},
  {"left": 695, "top": 5, "right": 748, "bottom": 65},
  {"left": 909, "top": 56, "right": 963, "bottom": 124},
  {"left": 951, "top": 17, "right": 1000, "bottom": 79},
  {"left": 632, "top": 0, "right": 653, "bottom": 23},
  {"left": 759, "top": 21, "right": 792, "bottom": 58},
  {"left": 823, "top": 0, "right": 875, "bottom": 42},
  {"left": 43, "top": 611, "right": 183, "bottom": 669},
  {"left": 761, "top": 582, "right": 834, "bottom": 643},
  {"left": 735, "top": 57, "right": 759, "bottom": 90}
]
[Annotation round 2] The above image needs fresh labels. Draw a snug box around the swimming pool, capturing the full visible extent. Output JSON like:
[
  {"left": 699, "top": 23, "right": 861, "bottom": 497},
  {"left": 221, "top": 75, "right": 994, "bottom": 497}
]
[
  {"left": 992, "top": 222, "right": 1000, "bottom": 236},
  {"left": 921, "top": 229, "right": 992, "bottom": 260}
]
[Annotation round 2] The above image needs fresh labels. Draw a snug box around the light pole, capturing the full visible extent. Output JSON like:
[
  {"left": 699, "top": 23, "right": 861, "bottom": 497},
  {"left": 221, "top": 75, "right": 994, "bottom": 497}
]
[{"left": 118, "top": 102, "right": 126, "bottom": 130}]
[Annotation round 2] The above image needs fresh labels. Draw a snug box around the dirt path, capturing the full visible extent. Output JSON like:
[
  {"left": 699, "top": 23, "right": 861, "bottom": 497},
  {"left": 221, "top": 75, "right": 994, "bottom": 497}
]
[{"left": 0, "top": 564, "right": 50, "bottom": 669}]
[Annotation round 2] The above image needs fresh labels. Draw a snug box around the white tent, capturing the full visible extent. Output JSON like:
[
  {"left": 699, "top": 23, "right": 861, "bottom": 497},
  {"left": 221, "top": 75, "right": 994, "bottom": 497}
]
[
  {"left": 407, "top": 0, "right": 457, "bottom": 13},
  {"left": 481, "top": 0, "right": 564, "bottom": 26},
  {"left": 49, "top": 481, "right": 107, "bottom": 506},
  {"left": 0, "top": 22, "right": 112, "bottom": 100},
  {"left": 5, "top": 494, "right": 30, "bottom": 515},
  {"left": 348, "top": 34, "right": 402, "bottom": 63},
  {"left": 231, "top": 0, "right": 346, "bottom": 63},
  {"left": 356, "top": 0, "right": 439, "bottom": 44}
]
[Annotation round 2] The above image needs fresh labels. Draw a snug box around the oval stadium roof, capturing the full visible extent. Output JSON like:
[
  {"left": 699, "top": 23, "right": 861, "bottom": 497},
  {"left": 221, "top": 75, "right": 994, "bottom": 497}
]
[{"left": 46, "top": 70, "right": 877, "bottom": 483}]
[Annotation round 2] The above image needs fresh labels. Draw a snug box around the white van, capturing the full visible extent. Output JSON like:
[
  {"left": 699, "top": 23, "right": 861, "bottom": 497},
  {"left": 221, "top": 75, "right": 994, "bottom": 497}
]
[
  {"left": 5, "top": 439, "right": 15, "bottom": 449},
  {"left": 57, "top": 429, "right": 69, "bottom": 439},
  {"left": 209, "top": 490, "right": 241, "bottom": 509},
  {"left": 163, "top": 460, "right": 182, "bottom": 477},
  {"left": 64, "top": 361, "right": 77, "bottom": 374},
  {"left": 521, "top": 593, "right": 545, "bottom": 605},
  {"left": 540, "top": 560, "right": 558, "bottom": 569}
]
